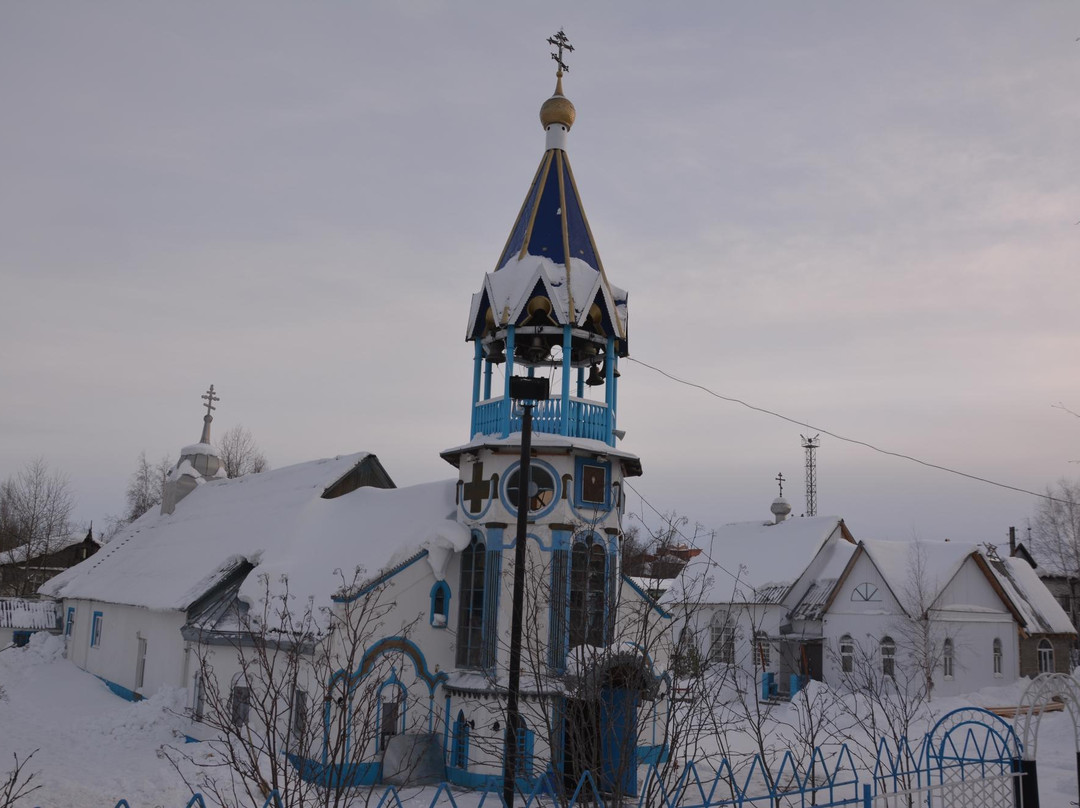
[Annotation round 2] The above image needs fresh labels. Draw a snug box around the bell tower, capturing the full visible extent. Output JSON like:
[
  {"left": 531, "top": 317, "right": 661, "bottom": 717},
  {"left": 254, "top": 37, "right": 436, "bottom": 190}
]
[{"left": 440, "top": 34, "right": 642, "bottom": 674}]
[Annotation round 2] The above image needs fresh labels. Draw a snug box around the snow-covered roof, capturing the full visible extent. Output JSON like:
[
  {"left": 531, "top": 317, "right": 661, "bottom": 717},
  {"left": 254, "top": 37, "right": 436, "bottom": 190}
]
[
  {"left": 0, "top": 532, "right": 92, "bottom": 566},
  {"left": 989, "top": 556, "right": 1076, "bottom": 636},
  {"left": 0, "top": 598, "right": 60, "bottom": 630},
  {"left": 859, "top": 538, "right": 976, "bottom": 613},
  {"left": 665, "top": 516, "right": 846, "bottom": 605},
  {"left": 40, "top": 453, "right": 468, "bottom": 613},
  {"left": 790, "top": 538, "right": 858, "bottom": 620}
]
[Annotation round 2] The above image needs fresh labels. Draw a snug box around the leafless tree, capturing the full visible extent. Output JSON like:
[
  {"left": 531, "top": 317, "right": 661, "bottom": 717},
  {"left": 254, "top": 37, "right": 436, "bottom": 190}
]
[
  {"left": 0, "top": 749, "right": 41, "bottom": 808},
  {"left": 216, "top": 425, "right": 270, "bottom": 479},
  {"left": 163, "top": 569, "right": 417, "bottom": 808},
  {"left": 0, "top": 459, "right": 75, "bottom": 597},
  {"left": 124, "top": 452, "right": 173, "bottom": 522}
]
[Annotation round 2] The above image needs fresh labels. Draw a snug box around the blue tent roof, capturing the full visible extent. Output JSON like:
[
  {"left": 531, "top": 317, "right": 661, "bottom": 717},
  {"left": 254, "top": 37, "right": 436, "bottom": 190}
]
[{"left": 494, "top": 148, "right": 602, "bottom": 273}]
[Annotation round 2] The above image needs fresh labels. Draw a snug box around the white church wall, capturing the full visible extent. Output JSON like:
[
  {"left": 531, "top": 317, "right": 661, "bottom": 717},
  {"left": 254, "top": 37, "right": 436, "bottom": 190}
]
[{"left": 63, "top": 598, "right": 187, "bottom": 699}]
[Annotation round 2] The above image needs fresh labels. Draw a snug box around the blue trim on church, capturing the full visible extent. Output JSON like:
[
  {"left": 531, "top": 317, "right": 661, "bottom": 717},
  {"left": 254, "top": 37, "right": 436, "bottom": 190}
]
[{"left": 333, "top": 551, "right": 429, "bottom": 603}]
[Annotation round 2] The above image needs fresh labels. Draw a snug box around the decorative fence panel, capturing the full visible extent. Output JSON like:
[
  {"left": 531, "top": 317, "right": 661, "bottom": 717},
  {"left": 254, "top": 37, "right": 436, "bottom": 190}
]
[{"left": 94, "top": 708, "right": 1026, "bottom": 808}]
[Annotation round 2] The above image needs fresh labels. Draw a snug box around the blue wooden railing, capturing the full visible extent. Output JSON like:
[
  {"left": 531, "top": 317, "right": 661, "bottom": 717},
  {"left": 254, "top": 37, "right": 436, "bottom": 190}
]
[{"left": 472, "top": 397, "right": 611, "bottom": 444}]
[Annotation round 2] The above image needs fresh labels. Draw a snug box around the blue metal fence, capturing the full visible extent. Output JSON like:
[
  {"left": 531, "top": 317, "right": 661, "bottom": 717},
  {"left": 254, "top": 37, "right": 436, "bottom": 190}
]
[{"left": 93, "top": 708, "right": 1020, "bottom": 808}]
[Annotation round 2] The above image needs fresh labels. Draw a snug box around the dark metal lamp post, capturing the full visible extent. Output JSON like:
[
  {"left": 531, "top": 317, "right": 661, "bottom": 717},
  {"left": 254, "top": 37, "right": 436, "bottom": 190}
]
[{"left": 503, "top": 375, "right": 549, "bottom": 808}]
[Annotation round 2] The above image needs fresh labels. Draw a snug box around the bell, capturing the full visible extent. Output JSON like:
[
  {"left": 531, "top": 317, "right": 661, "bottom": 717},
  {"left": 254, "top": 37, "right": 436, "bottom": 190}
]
[
  {"left": 525, "top": 335, "right": 549, "bottom": 364},
  {"left": 585, "top": 364, "right": 605, "bottom": 386},
  {"left": 485, "top": 340, "right": 505, "bottom": 363}
]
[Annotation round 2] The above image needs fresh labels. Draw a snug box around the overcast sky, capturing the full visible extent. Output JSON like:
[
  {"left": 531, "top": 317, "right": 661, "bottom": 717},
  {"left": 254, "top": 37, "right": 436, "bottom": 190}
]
[{"left": 2, "top": 3, "right": 1078, "bottom": 549}]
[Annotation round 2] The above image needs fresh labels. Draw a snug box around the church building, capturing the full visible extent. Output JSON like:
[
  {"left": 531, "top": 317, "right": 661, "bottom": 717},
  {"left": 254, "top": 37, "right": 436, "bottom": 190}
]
[{"left": 42, "top": 39, "right": 672, "bottom": 798}]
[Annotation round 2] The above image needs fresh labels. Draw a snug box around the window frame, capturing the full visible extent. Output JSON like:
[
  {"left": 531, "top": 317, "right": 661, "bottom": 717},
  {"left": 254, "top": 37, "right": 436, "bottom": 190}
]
[
  {"left": 229, "top": 683, "right": 252, "bottom": 727},
  {"left": 942, "top": 637, "right": 954, "bottom": 680},
  {"left": 839, "top": 634, "right": 854, "bottom": 674},
  {"left": 880, "top": 636, "right": 896, "bottom": 678},
  {"left": 993, "top": 638, "right": 1003, "bottom": 677},
  {"left": 1038, "top": 638, "right": 1054, "bottom": 674},
  {"left": 430, "top": 581, "right": 451, "bottom": 628},
  {"left": 90, "top": 611, "right": 103, "bottom": 648},
  {"left": 456, "top": 533, "right": 489, "bottom": 668},
  {"left": 710, "top": 611, "right": 736, "bottom": 665},
  {"left": 64, "top": 606, "right": 76, "bottom": 638},
  {"left": 568, "top": 535, "right": 609, "bottom": 649}
]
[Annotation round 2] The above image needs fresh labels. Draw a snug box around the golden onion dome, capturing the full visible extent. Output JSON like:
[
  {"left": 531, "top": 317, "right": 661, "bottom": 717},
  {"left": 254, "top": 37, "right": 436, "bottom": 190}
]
[{"left": 539, "top": 71, "right": 576, "bottom": 130}]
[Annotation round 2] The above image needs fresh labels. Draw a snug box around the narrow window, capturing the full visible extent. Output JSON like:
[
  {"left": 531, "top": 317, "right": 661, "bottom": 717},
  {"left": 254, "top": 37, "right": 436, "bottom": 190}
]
[
  {"left": 430, "top": 581, "right": 450, "bottom": 628},
  {"left": 515, "top": 719, "right": 535, "bottom": 777},
  {"left": 880, "top": 636, "right": 896, "bottom": 678},
  {"left": 710, "top": 612, "right": 735, "bottom": 665},
  {"left": 456, "top": 534, "right": 487, "bottom": 668},
  {"left": 993, "top": 638, "right": 1003, "bottom": 677},
  {"left": 754, "top": 631, "right": 771, "bottom": 669},
  {"left": 380, "top": 698, "right": 401, "bottom": 751},
  {"left": 64, "top": 607, "right": 75, "bottom": 637},
  {"left": 229, "top": 684, "right": 251, "bottom": 727},
  {"left": 290, "top": 689, "right": 308, "bottom": 748},
  {"left": 1038, "top": 639, "right": 1054, "bottom": 674},
  {"left": 839, "top": 634, "right": 854, "bottom": 674},
  {"left": 569, "top": 537, "right": 607, "bottom": 648},
  {"left": 135, "top": 636, "right": 147, "bottom": 690},
  {"left": 942, "top": 638, "right": 954, "bottom": 679},
  {"left": 452, "top": 711, "right": 470, "bottom": 770},
  {"left": 193, "top": 673, "right": 206, "bottom": 721},
  {"left": 91, "top": 611, "right": 103, "bottom": 648}
]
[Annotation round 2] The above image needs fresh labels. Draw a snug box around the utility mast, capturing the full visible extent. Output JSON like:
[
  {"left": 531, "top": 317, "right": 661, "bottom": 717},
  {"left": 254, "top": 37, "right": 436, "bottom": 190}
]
[{"left": 801, "top": 434, "right": 820, "bottom": 516}]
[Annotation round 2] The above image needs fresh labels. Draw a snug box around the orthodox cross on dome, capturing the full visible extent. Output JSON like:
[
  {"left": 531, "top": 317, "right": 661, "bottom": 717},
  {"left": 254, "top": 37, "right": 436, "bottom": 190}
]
[
  {"left": 201, "top": 384, "right": 219, "bottom": 418},
  {"left": 775, "top": 472, "right": 785, "bottom": 498},
  {"left": 199, "top": 384, "right": 220, "bottom": 444},
  {"left": 547, "top": 28, "right": 574, "bottom": 74}
]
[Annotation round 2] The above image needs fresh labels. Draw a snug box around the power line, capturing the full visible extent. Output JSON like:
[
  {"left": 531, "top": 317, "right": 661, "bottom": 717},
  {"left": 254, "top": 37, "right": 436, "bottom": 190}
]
[
  {"left": 626, "top": 356, "right": 1075, "bottom": 506},
  {"left": 623, "top": 479, "right": 746, "bottom": 588}
]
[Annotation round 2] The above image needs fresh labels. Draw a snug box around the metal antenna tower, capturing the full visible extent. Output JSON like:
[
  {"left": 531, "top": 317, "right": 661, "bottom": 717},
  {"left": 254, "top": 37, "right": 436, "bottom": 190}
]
[{"left": 801, "top": 434, "right": 820, "bottom": 516}]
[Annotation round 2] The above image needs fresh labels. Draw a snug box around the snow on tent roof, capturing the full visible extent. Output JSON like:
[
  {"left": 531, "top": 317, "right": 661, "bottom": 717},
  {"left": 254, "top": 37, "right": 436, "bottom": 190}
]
[
  {"left": 40, "top": 453, "right": 467, "bottom": 612},
  {"left": 859, "top": 538, "right": 976, "bottom": 611},
  {"left": 990, "top": 556, "right": 1076, "bottom": 635},
  {"left": 668, "top": 516, "right": 844, "bottom": 604}
]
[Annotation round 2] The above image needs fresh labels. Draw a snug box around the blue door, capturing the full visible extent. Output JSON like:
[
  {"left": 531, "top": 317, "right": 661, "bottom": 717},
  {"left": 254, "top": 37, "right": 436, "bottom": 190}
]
[{"left": 599, "top": 687, "right": 638, "bottom": 796}]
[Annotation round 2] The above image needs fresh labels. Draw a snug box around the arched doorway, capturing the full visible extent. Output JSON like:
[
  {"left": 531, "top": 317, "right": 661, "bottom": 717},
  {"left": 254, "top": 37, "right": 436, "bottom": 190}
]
[{"left": 562, "top": 652, "right": 658, "bottom": 799}]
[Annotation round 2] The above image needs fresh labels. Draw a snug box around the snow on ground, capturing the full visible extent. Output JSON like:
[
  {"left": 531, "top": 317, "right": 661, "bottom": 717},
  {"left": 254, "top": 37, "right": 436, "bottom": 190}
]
[
  {"left": 2, "top": 634, "right": 1079, "bottom": 807},
  {"left": 0, "top": 634, "right": 193, "bottom": 807}
]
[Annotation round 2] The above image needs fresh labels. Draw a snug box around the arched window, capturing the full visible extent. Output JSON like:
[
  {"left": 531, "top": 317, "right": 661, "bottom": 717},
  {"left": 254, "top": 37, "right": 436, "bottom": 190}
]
[
  {"left": 452, "top": 710, "right": 470, "bottom": 770},
  {"left": 754, "top": 631, "right": 771, "bottom": 670},
  {"left": 993, "top": 638, "right": 1003, "bottom": 677},
  {"left": 839, "top": 634, "right": 854, "bottom": 674},
  {"left": 880, "top": 636, "right": 896, "bottom": 678},
  {"left": 710, "top": 612, "right": 735, "bottom": 665},
  {"left": 1038, "top": 639, "right": 1054, "bottom": 673},
  {"left": 942, "top": 638, "right": 954, "bottom": 679},
  {"left": 430, "top": 581, "right": 451, "bottom": 628},
  {"left": 569, "top": 536, "right": 608, "bottom": 648},
  {"left": 377, "top": 678, "right": 406, "bottom": 752},
  {"left": 229, "top": 677, "right": 251, "bottom": 727},
  {"left": 456, "top": 534, "right": 487, "bottom": 667}
]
